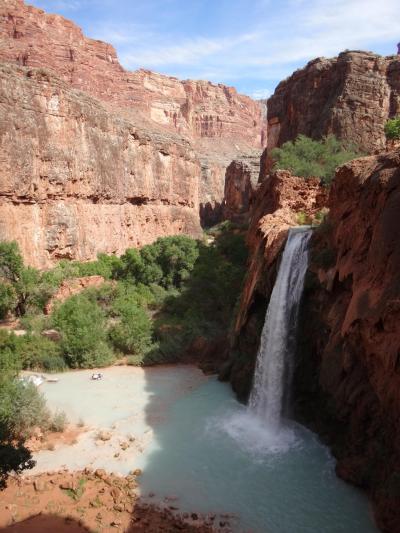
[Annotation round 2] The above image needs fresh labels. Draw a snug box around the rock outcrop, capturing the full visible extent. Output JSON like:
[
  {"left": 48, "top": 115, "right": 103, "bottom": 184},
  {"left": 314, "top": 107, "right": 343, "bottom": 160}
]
[
  {"left": 294, "top": 149, "right": 400, "bottom": 533},
  {"left": 226, "top": 148, "right": 400, "bottom": 531},
  {"left": 265, "top": 51, "right": 400, "bottom": 166},
  {"left": 222, "top": 155, "right": 261, "bottom": 224},
  {"left": 0, "top": 0, "right": 266, "bottom": 231},
  {"left": 0, "top": 63, "right": 201, "bottom": 268},
  {"left": 222, "top": 171, "right": 327, "bottom": 399},
  {"left": 0, "top": 0, "right": 265, "bottom": 144}
]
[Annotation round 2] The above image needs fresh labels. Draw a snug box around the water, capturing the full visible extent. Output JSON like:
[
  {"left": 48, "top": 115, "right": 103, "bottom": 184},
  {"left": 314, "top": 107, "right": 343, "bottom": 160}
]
[
  {"left": 249, "top": 227, "right": 312, "bottom": 427},
  {"left": 140, "top": 378, "right": 377, "bottom": 533},
  {"left": 37, "top": 367, "right": 377, "bottom": 532}
]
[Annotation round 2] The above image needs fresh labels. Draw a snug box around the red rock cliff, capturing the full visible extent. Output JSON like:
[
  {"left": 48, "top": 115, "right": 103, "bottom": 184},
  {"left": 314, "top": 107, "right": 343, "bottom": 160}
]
[
  {"left": 265, "top": 51, "right": 400, "bottom": 162},
  {"left": 0, "top": 0, "right": 267, "bottom": 264},
  {"left": 226, "top": 149, "right": 400, "bottom": 531},
  {"left": 294, "top": 149, "right": 400, "bottom": 532},
  {"left": 0, "top": 63, "right": 202, "bottom": 268}
]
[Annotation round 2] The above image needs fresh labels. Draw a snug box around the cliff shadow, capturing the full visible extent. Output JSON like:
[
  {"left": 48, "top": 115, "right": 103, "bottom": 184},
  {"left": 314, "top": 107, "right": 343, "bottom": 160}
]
[{"left": 199, "top": 201, "right": 223, "bottom": 228}]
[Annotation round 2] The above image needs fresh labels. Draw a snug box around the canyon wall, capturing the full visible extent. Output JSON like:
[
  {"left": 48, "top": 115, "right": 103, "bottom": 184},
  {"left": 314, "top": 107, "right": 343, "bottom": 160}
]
[
  {"left": 0, "top": 63, "right": 201, "bottom": 268},
  {"left": 225, "top": 149, "right": 400, "bottom": 531},
  {"left": 0, "top": 0, "right": 265, "bottom": 146},
  {"left": 222, "top": 155, "right": 260, "bottom": 224},
  {"left": 265, "top": 51, "right": 400, "bottom": 169},
  {"left": 0, "top": 0, "right": 267, "bottom": 265},
  {"left": 295, "top": 149, "right": 400, "bottom": 533}
]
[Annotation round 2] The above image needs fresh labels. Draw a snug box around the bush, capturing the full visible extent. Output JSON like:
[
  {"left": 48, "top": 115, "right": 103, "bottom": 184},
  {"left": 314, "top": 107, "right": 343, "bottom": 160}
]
[
  {"left": 115, "top": 236, "right": 200, "bottom": 289},
  {"left": 49, "top": 410, "right": 67, "bottom": 432},
  {"left": 0, "top": 282, "right": 16, "bottom": 319},
  {"left": 109, "top": 301, "right": 153, "bottom": 355},
  {"left": 272, "top": 134, "right": 361, "bottom": 186},
  {"left": 0, "top": 241, "right": 56, "bottom": 316},
  {"left": 52, "top": 294, "right": 114, "bottom": 368},
  {"left": 0, "top": 380, "right": 50, "bottom": 439},
  {"left": 384, "top": 117, "right": 400, "bottom": 140}
]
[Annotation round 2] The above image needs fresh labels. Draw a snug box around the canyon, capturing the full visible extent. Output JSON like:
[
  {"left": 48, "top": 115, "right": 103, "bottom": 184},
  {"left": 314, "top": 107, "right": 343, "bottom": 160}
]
[
  {"left": 223, "top": 150, "right": 400, "bottom": 531},
  {"left": 0, "top": 0, "right": 266, "bottom": 267},
  {"left": 0, "top": 1, "right": 399, "bottom": 532}
]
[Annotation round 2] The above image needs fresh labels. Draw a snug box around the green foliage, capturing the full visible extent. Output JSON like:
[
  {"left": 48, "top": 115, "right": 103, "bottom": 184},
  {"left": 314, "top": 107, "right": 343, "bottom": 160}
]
[
  {"left": 0, "top": 242, "right": 23, "bottom": 284},
  {"left": 52, "top": 294, "right": 114, "bottom": 368},
  {"left": 296, "top": 211, "right": 312, "bottom": 225},
  {"left": 115, "top": 236, "right": 200, "bottom": 289},
  {"left": 0, "top": 283, "right": 16, "bottom": 319},
  {"left": 109, "top": 300, "right": 153, "bottom": 355},
  {"left": 0, "top": 241, "right": 56, "bottom": 317},
  {"left": 0, "top": 380, "right": 49, "bottom": 439},
  {"left": 0, "top": 330, "right": 64, "bottom": 373},
  {"left": 49, "top": 410, "right": 67, "bottom": 432},
  {"left": 272, "top": 134, "right": 361, "bottom": 186},
  {"left": 149, "top": 228, "right": 248, "bottom": 363},
  {"left": 384, "top": 117, "right": 400, "bottom": 140}
]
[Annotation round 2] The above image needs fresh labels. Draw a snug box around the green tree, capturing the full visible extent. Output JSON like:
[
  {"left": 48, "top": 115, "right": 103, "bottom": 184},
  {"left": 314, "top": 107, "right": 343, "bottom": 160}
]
[
  {"left": 109, "top": 300, "right": 153, "bottom": 355},
  {"left": 52, "top": 294, "right": 113, "bottom": 368},
  {"left": 384, "top": 117, "right": 400, "bottom": 140},
  {"left": 0, "top": 242, "right": 55, "bottom": 316},
  {"left": 0, "top": 283, "right": 16, "bottom": 319},
  {"left": 272, "top": 134, "right": 361, "bottom": 186}
]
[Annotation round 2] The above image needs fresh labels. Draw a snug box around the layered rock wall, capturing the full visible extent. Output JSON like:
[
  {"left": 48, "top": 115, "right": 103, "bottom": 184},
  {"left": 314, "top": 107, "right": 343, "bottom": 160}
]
[
  {"left": 226, "top": 149, "right": 400, "bottom": 531},
  {"left": 295, "top": 150, "right": 400, "bottom": 532},
  {"left": 266, "top": 51, "right": 400, "bottom": 162},
  {"left": 222, "top": 156, "right": 260, "bottom": 224},
  {"left": 0, "top": 0, "right": 265, "bottom": 146},
  {"left": 0, "top": 63, "right": 201, "bottom": 268}
]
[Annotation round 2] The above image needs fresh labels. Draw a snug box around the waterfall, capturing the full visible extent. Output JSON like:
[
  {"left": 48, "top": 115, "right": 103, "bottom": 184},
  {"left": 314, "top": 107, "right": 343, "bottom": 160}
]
[{"left": 249, "top": 227, "right": 312, "bottom": 429}]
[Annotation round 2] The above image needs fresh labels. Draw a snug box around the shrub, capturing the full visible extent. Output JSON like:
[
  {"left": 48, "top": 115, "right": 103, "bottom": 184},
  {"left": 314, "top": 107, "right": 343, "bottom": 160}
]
[
  {"left": 52, "top": 294, "right": 114, "bottom": 368},
  {"left": 49, "top": 410, "right": 67, "bottom": 432},
  {"left": 0, "top": 241, "right": 56, "bottom": 316},
  {"left": 384, "top": 117, "right": 400, "bottom": 140},
  {"left": 272, "top": 134, "right": 361, "bottom": 186},
  {"left": 0, "top": 380, "right": 50, "bottom": 439},
  {"left": 115, "top": 236, "right": 200, "bottom": 289},
  {"left": 0, "top": 282, "right": 16, "bottom": 319},
  {"left": 109, "top": 302, "right": 153, "bottom": 355}
]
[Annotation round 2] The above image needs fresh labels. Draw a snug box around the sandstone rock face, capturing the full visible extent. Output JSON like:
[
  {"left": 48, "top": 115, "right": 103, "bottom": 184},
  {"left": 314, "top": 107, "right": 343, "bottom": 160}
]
[
  {"left": 294, "top": 149, "right": 400, "bottom": 532},
  {"left": 223, "top": 171, "right": 327, "bottom": 399},
  {"left": 0, "top": 0, "right": 267, "bottom": 258},
  {"left": 222, "top": 155, "right": 260, "bottom": 224},
  {"left": 266, "top": 51, "right": 400, "bottom": 159},
  {"left": 0, "top": 63, "right": 201, "bottom": 267},
  {"left": 0, "top": 0, "right": 264, "bottom": 144}
]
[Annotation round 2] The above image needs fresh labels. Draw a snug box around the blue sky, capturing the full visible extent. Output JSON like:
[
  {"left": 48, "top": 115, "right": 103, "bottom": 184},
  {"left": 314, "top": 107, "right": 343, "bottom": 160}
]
[{"left": 30, "top": 0, "right": 400, "bottom": 99}]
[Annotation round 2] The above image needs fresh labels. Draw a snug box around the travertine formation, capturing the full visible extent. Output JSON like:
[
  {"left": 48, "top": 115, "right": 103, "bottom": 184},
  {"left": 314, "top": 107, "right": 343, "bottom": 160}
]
[
  {"left": 265, "top": 51, "right": 400, "bottom": 164},
  {"left": 0, "top": 63, "right": 201, "bottom": 268}
]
